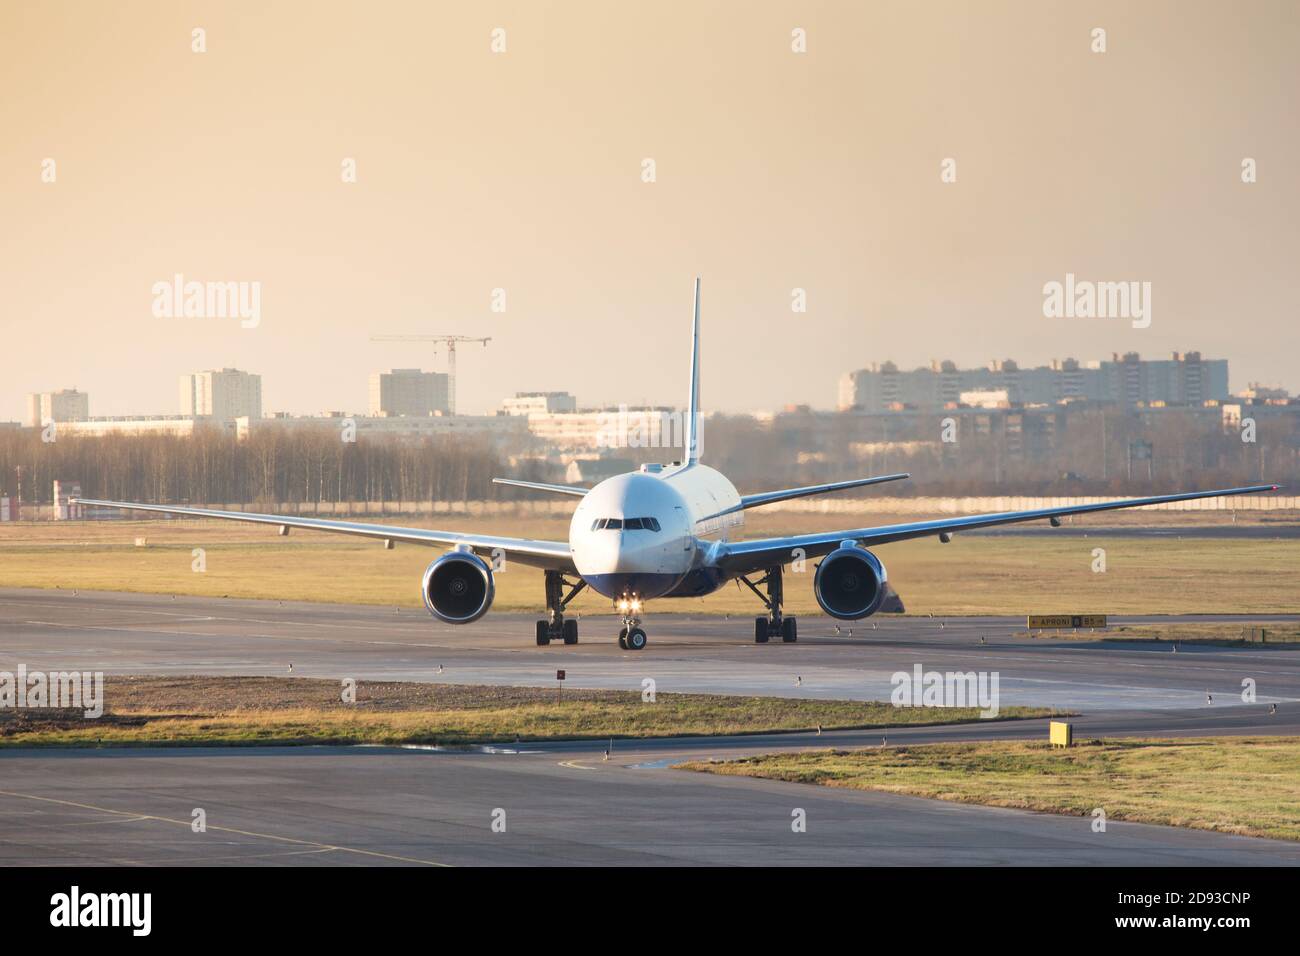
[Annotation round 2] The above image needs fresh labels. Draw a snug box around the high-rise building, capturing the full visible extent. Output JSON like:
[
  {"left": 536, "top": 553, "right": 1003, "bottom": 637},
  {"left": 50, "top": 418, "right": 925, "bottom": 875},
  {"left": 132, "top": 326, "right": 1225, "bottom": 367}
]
[
  {"left": 1100, "top": 351, "right": 1228, "bottom": 406},
  {"left": 839, "top": 352, "right": 1228, "bottom": 411},
  {"left": 368, "top": 369, "right": 450, "bottom": 417},
  {"left": 24, "top": 389, "right": 90, "bottom": 427},
  {"left": 180, "top": 368, "right": 262, "bottom": 421}
]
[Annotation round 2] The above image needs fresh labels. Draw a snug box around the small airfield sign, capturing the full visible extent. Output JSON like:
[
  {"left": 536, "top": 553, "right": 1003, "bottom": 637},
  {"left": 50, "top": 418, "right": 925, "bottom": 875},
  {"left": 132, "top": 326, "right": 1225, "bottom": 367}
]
[{"left": 1027, "top": 615, "right": 1108, "bottom": 629}]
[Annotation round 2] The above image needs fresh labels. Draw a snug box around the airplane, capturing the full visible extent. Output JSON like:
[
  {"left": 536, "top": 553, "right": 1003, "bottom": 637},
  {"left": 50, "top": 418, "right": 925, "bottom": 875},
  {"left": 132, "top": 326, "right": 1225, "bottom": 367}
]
[{"left": 77, "top": 279, "right": 1279, "bottom": 651}]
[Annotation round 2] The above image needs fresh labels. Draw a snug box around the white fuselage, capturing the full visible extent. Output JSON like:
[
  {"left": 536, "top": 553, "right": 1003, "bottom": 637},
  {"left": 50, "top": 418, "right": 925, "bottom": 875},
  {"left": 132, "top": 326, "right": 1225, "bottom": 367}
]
[{"left": 569, "top": 463, "right": 743, "bottom": 601}]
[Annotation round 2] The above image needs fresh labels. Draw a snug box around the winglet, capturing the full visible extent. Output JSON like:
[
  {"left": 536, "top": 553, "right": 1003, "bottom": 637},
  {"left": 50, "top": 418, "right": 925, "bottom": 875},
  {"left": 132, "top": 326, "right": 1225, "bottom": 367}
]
[{"left": 684, "top": 277, "right": 702, "bottom": 464}]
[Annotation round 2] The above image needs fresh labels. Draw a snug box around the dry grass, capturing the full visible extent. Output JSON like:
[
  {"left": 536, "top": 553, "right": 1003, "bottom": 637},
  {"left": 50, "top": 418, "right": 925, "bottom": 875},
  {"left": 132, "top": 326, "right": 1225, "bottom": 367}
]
[
  {"left": 0, "top": 516, "right": 1296, "bottom": 614},
  {"left": 679, "top": 737, "right": 1300, "bottom": 841},
  {"left": 0, "top": 675, "right": 1052, "bottom": 748},
  {"left": 1029, "top": 623, "right": 1300, "bottom": 644}
]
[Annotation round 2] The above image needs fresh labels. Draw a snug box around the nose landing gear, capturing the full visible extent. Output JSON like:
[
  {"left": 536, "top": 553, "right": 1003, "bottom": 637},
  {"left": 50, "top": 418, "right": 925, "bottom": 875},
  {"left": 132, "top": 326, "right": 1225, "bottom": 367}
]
[
  {"left": 618, "top": 624, "right": 648, "bottom": 651},
  {"left": 739, "top": 565, "right": 797, "bottom": 644},
  {"left": 535, "top": 571, "right": 586, "bottom": 646},
  {"left": 616, "top": 593, "right": 647, "bottom": 650}
]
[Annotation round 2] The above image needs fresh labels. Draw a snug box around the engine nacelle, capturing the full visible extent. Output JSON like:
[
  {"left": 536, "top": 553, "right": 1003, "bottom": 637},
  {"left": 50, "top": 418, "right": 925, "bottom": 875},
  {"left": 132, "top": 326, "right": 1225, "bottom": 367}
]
[
  {"left": 813, "top": 546, "right": 888, "bottom": 620},
  {"left": 422, "top": 551, "right": 495, "bottom": 624}
]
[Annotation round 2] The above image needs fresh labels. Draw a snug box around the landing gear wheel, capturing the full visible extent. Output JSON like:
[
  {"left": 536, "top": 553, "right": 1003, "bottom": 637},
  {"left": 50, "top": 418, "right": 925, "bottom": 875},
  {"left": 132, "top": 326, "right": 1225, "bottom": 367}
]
[
  {"left": 538, "top": 570, "right": 586, "bottom": 650},
  {"left": 755, "top": 617, "right": 769, "bottom": 644},
  {"left": 618, "top": 627, "right": 628, "bottom": 650},
  {"left": 625, "top": 628, "right": 648, "bottom": 651},
  {"left": 781, "top": 616, "right": 798, "bottom": 643}
]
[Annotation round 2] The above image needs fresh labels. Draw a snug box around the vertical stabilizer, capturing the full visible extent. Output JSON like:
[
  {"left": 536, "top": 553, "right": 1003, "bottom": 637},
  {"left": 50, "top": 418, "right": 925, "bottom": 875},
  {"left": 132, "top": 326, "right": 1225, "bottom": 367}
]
[{"left": 684, "top": 277, "right": 702, "bottom": 464}]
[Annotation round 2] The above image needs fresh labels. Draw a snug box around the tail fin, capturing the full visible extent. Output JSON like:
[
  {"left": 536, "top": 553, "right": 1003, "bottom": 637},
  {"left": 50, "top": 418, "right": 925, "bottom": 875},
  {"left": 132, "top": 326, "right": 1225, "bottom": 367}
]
[{"left": 684, "top": 277, "right": 702, "bottom": 464}]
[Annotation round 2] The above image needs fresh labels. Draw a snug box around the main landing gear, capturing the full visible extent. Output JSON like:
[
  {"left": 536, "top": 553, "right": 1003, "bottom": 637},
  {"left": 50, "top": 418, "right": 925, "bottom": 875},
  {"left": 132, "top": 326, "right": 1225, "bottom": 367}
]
[
  {"left": 739, "top": 565, "right": 797, "bottom": 644},
  {"left": 616, "top": 593, "right": 647, "bottom": 651},
  {"left": 536, "top": 571, "right": 586, "bottom": 646}
]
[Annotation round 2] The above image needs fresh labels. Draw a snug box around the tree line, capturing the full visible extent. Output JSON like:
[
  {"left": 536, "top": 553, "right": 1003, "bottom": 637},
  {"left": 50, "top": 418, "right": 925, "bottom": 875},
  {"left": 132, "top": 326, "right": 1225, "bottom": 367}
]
[
  {"left": 0, "top": 426, "right": 504, "bottom": 506},
  {"left": 705, "top": 407, "right": 1298, "bottom": 497}
]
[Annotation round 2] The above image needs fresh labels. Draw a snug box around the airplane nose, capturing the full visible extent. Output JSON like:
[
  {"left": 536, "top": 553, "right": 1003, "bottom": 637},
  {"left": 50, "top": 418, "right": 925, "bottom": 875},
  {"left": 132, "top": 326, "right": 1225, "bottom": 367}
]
[
  {"left": 575, "top": 524, "right": 686, "bottom": 600},
  {"left": 581, "top": 529, "right": 622, "bottom": 569}
]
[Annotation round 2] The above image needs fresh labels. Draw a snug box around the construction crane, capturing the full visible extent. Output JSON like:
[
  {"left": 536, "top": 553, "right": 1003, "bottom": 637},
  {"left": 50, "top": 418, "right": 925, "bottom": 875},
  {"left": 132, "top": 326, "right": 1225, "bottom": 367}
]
[{"left": 369, "top": 335, "right": 491, "bottom": 415}]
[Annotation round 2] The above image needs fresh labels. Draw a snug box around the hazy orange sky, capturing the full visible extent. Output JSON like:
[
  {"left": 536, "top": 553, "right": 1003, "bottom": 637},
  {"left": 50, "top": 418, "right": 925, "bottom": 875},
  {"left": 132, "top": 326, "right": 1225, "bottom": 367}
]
[{"left": 2, "top": 0, "right": 1297, "bottom": 420}]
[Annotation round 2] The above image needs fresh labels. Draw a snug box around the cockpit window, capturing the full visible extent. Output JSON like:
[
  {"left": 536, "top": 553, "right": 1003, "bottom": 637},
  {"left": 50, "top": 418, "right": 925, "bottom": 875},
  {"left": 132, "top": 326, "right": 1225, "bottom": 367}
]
[{"left": 594, "top": 517, "right": 661, "bottom": 531}]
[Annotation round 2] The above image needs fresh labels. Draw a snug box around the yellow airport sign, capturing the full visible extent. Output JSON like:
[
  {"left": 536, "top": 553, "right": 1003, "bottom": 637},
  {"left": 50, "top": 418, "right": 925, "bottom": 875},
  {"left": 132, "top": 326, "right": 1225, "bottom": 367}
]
[
  {"left": 1049, "top": 721, "right": 1073, "bottom": 748},
  {"left": 1027, "top": 614, "right": 1108, "bottom": 629}
]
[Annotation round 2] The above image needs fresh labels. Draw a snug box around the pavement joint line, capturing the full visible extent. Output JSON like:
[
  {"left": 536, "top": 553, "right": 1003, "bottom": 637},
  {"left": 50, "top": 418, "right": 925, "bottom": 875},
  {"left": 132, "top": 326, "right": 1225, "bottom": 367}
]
[
  {"left": 0, "top": 789, "right": 450, "bottom": 867},
  {"left": 4, "top": 599, "right": 457, "bottom": 635},
  {"left": 22, "top": 619, "right": 453, "bottom": 650}
]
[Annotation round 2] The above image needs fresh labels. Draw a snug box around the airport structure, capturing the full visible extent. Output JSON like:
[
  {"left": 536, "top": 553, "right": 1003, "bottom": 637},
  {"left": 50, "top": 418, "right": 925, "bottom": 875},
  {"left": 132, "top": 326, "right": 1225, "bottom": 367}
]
[
  {"left": 180, "top": 368, "right": 263, "bottom": 422},
  {"left": 235, "top": 411, "right": 525, "bottom": 443},
  {"left": 838, "top": 352, "right": 1229, "bottom": 412},
  {"left": 368, "top": 369, "right": 451, "bottom": 417},
  {"left": 228, "top": 396, "right": 686, "bottom": 455},
  {"left": 54, "top": 415, "right": 234, "bottom": 438},
  {"left": 501, "top": 391, "right": 578, "bottom": 416},
  {"left": 519, "top": 406, "right": 683, "bottom": 451},
  {"left": 23, "top": 388, "right": 89, "bottom": 427}
]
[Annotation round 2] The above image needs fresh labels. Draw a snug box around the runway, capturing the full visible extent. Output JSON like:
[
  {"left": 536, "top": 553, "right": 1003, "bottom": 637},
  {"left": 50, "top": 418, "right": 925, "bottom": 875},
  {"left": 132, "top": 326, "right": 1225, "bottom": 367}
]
[
  {"left": 1, "top": 587, "right": 1298, "bottom": 866},
  {"left": 2, "top": 588, "right": 1298, "bottom": 711}
]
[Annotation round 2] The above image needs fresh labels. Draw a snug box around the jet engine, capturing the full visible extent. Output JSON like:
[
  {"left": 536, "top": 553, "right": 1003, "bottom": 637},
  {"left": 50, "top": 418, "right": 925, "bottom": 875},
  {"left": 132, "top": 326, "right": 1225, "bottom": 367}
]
[
  {"left": 813, "top": 546, "right": 888, "bottom": 620},
  {"left": 422, "top": 551, "right": 495, "bottom": 624}
]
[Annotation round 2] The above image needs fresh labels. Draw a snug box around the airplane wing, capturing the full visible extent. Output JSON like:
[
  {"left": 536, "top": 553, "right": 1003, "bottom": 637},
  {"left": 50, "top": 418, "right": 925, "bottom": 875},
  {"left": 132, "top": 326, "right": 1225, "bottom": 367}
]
[
  {"left": 492, "top": 478, "right": 590, "bottom": 498},
  {"left": 714, "top": 483, "right": 1279, "bottom": 575},
  {"left": 73, "top": 498, "right": 576, "bottom": 572},
  {"left": 701, "top": 472, "right": 910, "bottom": 520}
]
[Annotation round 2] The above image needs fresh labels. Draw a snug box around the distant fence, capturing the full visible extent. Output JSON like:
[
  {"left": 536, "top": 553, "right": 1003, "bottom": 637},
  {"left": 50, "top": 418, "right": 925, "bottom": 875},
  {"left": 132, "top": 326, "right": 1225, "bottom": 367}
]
[
  {"left": 764, "top": 494, "right": 1298, "bottom": 515},
  {"left": 43, "top": 500, "right": 579, "bottom": 521},
  {"left": 21, "top": 492, "right": 1293, "bottom": 522}
]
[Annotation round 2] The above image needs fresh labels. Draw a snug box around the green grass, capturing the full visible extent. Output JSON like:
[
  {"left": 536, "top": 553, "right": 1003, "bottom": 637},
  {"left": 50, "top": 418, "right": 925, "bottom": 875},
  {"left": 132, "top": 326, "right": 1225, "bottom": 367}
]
[
  {"left": 1, "top": 517, "right": 1297, "bottom": 614},
  {"left": 678, "top": 737, "right": 1300, "bottom": 841},
  {"left": 0, "top": 676, "right": 1052, "bottom": 749}
]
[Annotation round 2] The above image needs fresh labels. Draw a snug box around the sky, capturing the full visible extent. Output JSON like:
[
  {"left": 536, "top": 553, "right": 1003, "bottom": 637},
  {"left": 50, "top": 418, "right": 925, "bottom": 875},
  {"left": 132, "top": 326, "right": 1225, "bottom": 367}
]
[{"left": 1, "top": 0, "right": 1297, "bottom": 420}]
